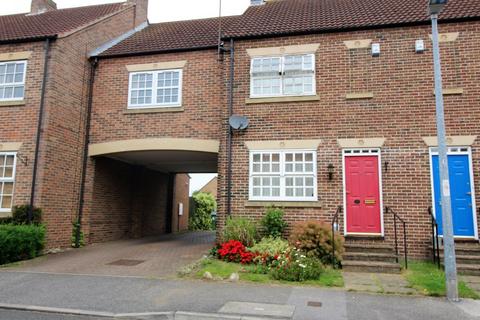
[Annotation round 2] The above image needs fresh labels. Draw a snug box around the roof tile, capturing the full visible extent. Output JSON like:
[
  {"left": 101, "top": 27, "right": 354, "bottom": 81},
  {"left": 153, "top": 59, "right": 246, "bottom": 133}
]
[
  {"left": 224, "top": 0, "right": 480, "bottom": 38},
  {"left": 0, "top": 2, "right": 128, "bottom": 42},
  {"left": 100, "top": 16, "right": 239, "bottom": 57}
]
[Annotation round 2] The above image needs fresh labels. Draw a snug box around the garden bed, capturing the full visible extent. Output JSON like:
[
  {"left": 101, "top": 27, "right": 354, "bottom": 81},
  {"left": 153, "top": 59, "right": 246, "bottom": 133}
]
[{"left": 184, "top": 257, "right": 344, "bottom": 288}]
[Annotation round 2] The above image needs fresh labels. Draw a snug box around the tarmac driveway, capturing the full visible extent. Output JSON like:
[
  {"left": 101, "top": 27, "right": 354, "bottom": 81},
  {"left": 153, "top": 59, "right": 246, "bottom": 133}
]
[{"left": 4, "top": 231, "right": 215, "bottom": 278}]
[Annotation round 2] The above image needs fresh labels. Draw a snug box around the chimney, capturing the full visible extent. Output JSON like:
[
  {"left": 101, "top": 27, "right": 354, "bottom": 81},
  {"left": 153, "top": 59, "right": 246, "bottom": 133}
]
[
  {"left": 30, "top": 0, "right": 57, "bottom": 14},
  {"left": 250, "top": 0, "right": 265, "bottom": 5},
  {"left": 127, "top": 0, "right": 149, "bottom": 26}
]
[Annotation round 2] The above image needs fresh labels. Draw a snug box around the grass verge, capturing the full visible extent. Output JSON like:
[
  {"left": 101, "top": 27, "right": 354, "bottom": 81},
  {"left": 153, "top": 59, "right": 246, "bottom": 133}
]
[
  {"left": 188, "top": 258, "right": 343, "bottom": 287},
  {"left": 405, "top": 261, "right": 479, "bottom": 299}
]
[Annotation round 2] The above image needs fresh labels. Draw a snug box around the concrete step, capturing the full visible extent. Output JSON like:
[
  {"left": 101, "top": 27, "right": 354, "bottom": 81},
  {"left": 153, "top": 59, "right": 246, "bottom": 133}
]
[
  {"left": 440, "top": 263, "right": 480, "bottom": 276},
  {"left": 344, "top": 243, "right": 395, "bottom": 255},
  {"left": 342, "top": 260, "right": 401, "bottom": 274},
  {"left": 440, "top": 254, "right": 480, "bottom": 265},
  {"left": 438, "top": 245, "right": 480, "bottom": 256},
  {"left": 343, "top": 252, "right": 398, "bottom": 263}
]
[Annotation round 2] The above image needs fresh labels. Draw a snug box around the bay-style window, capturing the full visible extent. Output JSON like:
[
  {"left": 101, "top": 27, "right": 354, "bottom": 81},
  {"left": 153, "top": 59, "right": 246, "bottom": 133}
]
[
  {"left": 128, "top": 69, "right": 182, "bottom": 108},
  {"left": 0, "top": 153, "right": 16, "bottom": 212},
  {"left": 249, "top": 150, "right": 317, "bottom": 201},
  {"left": 0, "top": 60, "right": 26, "bottom": 101},
  {"left": 250, "top": 54, "right": 315, "bottom": 98}
]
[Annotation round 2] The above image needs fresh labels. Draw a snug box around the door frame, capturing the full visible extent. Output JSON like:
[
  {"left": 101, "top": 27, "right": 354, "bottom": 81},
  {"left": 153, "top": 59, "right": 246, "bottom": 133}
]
[
  {"left": 429, "top": 146, "right": 479, "bottom": 240},
  {"left": 342, "top": 148, "right": 385, "bottom": 237}
]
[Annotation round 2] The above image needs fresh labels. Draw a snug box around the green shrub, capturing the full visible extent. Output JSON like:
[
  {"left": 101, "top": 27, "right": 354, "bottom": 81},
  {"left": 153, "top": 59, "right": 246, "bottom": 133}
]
[
  {"left": 221, "top": 216, "right": 258, "bottom": 247},
  {"left": 71, "top": 220, "right": 85, "bottom": 248},
  {"left": 288, "top": 220, "right": 344, "bottom": 266},
  {"left": 189, "top": 192, "right": 216, "bottom": 230},
  {"left": 261, "top": 207, "right": 288, "bottom": 237},
  {"left": 0, "top": 224, "right": 46, "bottom": 265},
  {"left": 249, "top": 236, "right": 289, "bottom": 256},
  {"left": 11, "top": 205, "right": 42, "bottom": 225},
  {"left": 270, "top": 248, "right": 323, "bottom": 282}
]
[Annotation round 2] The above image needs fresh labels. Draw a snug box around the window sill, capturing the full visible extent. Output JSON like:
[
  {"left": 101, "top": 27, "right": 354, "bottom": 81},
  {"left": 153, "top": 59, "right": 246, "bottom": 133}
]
[
  {"left": 0, "top": 211, "right": 12, "bottom": 218},
  {"left": 245, "top": 95, "right": 320, "bottom": 105},
  {"left": 0, "top": 100, "right": 25, "bottom": 107},
  {"left": 245, "top": 201, "right": 321, "bottom": 208},
  {"left": 124, "top": 106, "right": 184, "bottom": 114}
]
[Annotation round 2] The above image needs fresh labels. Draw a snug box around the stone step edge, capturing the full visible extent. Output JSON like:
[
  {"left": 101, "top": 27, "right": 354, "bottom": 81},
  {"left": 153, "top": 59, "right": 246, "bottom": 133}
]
[
  {"left": 344, "top": 252, "right": 397, "bottom": 258},
  {"left": 342, "top": 260, "right": 401, "bottom": 268}
]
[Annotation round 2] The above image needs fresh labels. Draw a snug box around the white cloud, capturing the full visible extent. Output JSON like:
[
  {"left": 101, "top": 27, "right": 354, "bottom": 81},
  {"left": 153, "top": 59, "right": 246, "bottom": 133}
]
[{"left": 1, "top": 0, "right": 251, "bottom": 22}]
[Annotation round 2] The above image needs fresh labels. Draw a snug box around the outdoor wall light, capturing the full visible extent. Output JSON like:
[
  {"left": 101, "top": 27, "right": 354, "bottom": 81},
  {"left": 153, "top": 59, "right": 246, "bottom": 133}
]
[
  {"left": 384, "top": 161, "right": 389, "bottom": 173},
  {"left": 328, "top": 164, "right": 335, "bottom": 181}
]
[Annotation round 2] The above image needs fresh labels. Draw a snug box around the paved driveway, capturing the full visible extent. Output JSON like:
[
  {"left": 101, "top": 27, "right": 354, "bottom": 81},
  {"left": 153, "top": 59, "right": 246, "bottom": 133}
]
[{"left": 4, "top": 231, "right": 215, "bottom": 278}]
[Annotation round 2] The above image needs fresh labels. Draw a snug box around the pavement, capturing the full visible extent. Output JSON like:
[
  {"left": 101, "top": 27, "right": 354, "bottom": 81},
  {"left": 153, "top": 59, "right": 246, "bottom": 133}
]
[
  {"left": 343, "top": 272, "right": 417, "bottom": 295},
  {"left": 0, "top": 270, "right": 478, "bottom": 320},
  {"left": 1, "top": 231, "right": 215, "bottom": 278}
]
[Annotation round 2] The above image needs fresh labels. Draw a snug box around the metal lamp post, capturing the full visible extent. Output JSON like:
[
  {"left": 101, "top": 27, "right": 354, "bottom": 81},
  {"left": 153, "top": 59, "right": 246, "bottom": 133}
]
[{"left": 429, "top": 0, "right": 459, "bottom": 302}]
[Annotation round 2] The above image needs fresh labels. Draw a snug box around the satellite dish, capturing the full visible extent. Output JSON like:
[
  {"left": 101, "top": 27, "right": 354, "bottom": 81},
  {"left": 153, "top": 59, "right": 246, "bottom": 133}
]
[{"left": 229, "top": 115, "right": 249, "bottom": 130}]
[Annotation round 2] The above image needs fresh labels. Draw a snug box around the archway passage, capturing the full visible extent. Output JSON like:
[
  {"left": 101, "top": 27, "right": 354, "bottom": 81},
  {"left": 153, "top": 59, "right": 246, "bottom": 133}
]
[{"left": 86, "top": 138, "right": 219, "bottom": 243}]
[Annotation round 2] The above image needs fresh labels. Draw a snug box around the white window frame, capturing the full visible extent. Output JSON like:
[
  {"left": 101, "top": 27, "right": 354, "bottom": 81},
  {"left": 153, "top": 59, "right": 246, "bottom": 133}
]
[
  {"left": 127, "top": 68, "right": 183, "bottom": 109},
  {"left": 249, "top": 149, "right": 318, "bottom": 202},
  {"left": 249, "top": 54, "right": 316, "bottom": 98},
  {"left": 0, "top": 152, "right": 17, "bottom": 213},
  {"left": 0, "top": 60, "right": 27, "bottom": 102}
]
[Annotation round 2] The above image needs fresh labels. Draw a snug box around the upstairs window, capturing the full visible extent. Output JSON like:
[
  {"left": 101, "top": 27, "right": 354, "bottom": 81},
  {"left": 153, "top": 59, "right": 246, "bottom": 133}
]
[
  {"left": 0, "top": 61, "right": 26, "bottom": 101},
  {"left": 128, "top": 69, "right": 182, "bottom": 108},
  {"left": 250, "top": 54, "right": 315, "bottom": 98},
  {"left": 249, "top": 150, "right": 317, "bottom": 201},
  {"left": 0, "top": 153, "right": 16, "bottom": 212}
]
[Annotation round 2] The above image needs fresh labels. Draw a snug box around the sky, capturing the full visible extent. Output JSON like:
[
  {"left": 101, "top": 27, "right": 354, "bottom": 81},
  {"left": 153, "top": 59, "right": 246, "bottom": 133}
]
[
  {"left": 0, "top": 0, "right": 251, "bottom": 22},
  {"left": 1, "top": 0, "right": 231, "bottom": 194},
  {"left": 189, "top": 173, "right": 217, "bottom": 196}
]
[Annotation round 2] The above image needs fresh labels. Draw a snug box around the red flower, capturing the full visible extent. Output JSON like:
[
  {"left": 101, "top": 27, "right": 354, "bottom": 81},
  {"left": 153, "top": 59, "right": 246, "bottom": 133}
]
[{"left": 217, "top": 240, "right": 253, "bottom": 264}]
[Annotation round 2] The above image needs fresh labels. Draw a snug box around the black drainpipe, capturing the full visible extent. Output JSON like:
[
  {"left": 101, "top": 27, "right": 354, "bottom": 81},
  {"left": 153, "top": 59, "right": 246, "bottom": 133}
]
[
  {"left": 28, "top": 38, "right": 52, "bottom": 222},
  {"left": 226, "top": 38, "right": 234, "bottom": 217},
  {"left": 75, "top": 57, "right": 98, "bottom": 248}
]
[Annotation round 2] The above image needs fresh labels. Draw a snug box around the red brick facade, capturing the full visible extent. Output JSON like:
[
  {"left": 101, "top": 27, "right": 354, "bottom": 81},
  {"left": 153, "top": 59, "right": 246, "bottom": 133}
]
[
  {"left": 216, "top": 21, "right": 480, "bottom": 259},
  {"left": 0, "top": 3, "right": 145, "bottom": 248},
  {"left": 84, "top": 18, "right": 480, "bottom": 258},
  {"left": 2, "top": 1, "right": 479, "bottom": 259}
]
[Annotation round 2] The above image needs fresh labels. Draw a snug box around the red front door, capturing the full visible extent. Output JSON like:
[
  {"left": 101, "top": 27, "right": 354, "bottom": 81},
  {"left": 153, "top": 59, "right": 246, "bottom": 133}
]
[{"left": 345, "top": 155, "right": 382, "bottom": 234}]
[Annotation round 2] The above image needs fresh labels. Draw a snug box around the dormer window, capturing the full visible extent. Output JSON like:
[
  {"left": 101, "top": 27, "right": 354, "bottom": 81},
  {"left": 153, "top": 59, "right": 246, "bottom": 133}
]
[{"left": 250, "top": 54, "right": 315, "bottom": 98}]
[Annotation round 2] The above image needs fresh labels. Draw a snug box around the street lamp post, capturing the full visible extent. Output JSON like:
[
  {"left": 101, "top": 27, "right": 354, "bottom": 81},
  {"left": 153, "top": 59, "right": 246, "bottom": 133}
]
[{"left": 429, "top": 0, "right": 459, "bottom": 302}]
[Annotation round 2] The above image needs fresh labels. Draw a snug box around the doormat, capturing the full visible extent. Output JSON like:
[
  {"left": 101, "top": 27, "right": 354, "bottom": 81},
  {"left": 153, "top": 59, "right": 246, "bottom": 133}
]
[{"left": 107, "top": 259, "right": 145, "bottom": 266}]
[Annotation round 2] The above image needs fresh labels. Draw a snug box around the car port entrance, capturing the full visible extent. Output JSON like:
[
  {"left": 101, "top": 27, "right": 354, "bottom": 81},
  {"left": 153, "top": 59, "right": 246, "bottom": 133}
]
[{"left": 83, "top": 138, "right": 219, "bottom": 243}]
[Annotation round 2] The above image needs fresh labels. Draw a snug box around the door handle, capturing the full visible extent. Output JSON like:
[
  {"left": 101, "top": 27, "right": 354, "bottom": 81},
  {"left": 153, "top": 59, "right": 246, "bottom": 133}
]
[
  {"left": 467, "top": 192, "right": 472, "bottom": 195},
  {"left": 354, "top": 199, "right": 361, "bottom": 204}
]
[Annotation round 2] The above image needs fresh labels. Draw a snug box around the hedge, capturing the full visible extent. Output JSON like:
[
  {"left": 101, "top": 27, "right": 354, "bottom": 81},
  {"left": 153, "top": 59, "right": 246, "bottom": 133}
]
[{"left": 0, "top": 224, "right": 46, "bottom": 265}]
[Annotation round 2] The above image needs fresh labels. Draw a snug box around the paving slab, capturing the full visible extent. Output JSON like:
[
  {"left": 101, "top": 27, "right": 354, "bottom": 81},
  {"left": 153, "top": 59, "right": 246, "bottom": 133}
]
[
  {"left": 343, "top": 271, "right": 416, "bottom": 295},
  {"left": 219, "top": 302, "right": 294, "bottom": 319}
]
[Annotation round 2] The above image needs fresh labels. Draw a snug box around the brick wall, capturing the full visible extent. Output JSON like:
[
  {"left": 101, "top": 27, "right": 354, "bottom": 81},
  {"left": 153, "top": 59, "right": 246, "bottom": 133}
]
[
  {"left": 89, "top": 49, "right": 224, "bottom": 144},
  {"left": 216, "top": 21, "right": 480, "bottom": 259},
  {"left": 172, "top": 174, "right": 190, "bottom": 232},
  {"left": 84, "top": 49, "right": 222, "bottom": 243}
]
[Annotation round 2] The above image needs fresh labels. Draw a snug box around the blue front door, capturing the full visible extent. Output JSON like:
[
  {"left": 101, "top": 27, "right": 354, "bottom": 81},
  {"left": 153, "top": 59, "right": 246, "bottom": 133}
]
[{"left": 432, "top": 154, "right": 475, "bottom": 237}]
